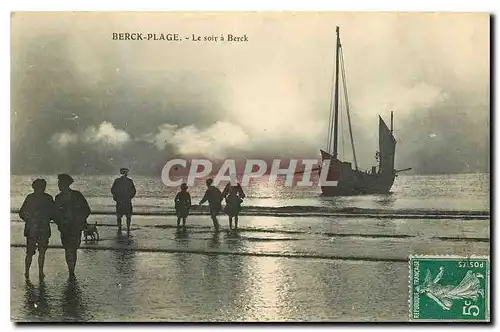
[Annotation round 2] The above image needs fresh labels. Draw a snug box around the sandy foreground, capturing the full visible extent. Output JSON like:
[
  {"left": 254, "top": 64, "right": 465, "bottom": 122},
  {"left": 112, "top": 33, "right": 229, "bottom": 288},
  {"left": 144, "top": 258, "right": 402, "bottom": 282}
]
[{"left": 11, "top": 214, "right": 489, "bottom": 322}]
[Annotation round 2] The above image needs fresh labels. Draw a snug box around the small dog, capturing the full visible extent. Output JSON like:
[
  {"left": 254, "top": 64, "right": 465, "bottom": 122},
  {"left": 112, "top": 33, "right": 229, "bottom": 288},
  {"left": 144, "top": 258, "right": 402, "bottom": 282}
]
[{"left": 83, "top": 222, "right": 99, "bottom": 242}]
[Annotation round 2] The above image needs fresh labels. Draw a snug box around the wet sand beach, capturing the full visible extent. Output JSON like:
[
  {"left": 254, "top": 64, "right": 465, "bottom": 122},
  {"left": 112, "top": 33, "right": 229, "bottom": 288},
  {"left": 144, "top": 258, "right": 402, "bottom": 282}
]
[{"left": 11, "top": 214, "right": 489, "bottom": 322}]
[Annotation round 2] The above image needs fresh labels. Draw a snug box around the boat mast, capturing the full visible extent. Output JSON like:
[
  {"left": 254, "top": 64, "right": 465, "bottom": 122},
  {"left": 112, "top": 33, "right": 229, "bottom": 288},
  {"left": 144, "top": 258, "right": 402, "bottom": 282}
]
[
  {"left": 391, "top": 111, "right": 394, "bottom": 133},
  {"left": 332, "top": 26, "right": 341, "bottom": 158}
]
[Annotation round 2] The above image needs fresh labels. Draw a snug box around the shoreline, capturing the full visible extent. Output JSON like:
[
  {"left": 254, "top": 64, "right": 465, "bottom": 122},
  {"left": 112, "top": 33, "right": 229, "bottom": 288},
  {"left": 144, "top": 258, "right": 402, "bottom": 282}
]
[
  {"left": 11, "top": 243, "right": 410, "bottom": 263},
  {"left": 9, "top": 220, "right": 492, "bottom": 243},
  {"left": 10, "top": 206, "right": 490, "bottom": 220},
  {"left": 11, "top": 216, "right": 490, "bottom": 263}
]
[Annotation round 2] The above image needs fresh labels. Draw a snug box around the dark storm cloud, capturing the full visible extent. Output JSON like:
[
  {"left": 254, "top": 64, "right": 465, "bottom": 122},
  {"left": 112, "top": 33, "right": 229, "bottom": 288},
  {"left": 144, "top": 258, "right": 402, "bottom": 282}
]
[
  {"left": 11, "top": 13, "right": 490, "bottom": 175},
  {"left": 11, "top": 33, "right": 224, "bottom": 175},
  {"left": 395, "top": 91, "right": 490, "bottom": 174}
]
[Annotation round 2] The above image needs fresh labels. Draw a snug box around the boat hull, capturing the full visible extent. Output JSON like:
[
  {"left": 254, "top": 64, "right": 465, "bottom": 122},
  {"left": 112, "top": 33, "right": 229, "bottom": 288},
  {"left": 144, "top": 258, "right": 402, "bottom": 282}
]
[
  {"left": 319, "top": 158, "right": 395, "bottom": 197},
  {"left": 320, "top": 171, "right": 395, "bottom": 196}
]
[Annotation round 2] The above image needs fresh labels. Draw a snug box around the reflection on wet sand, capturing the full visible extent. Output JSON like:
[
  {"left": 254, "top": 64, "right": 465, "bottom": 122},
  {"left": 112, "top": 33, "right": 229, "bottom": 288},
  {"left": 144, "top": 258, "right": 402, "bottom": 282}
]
[
  {"left": 318, "top": 260, "right": 349, "bottom": 318},
  {"left": 225, "top": 230, "right": 243, "bottom": 251},
  {"left": 112, "top": 234, "right": 138, "bottom": 317},
  {"left": 204, "top": 232, "right": 221, "bottom": 290},
  {"left": 250, "top": 253, "right": 280, "bottom": 320},
  {"left": 201, "top": 231, "right": 259, "bottom": 321},
  {"left": 375, "top": 194, "right": 397, "bottom": 208},
  {"left": 114, "top": 250, "right": 137, "bottom": 284},
  {"left": 113, "top": 232, "right": 137, "bottom": 271},
  {"left": 10, "top": 207, "right": 488, "bottom": 322},
  {"left": 207, "top": 231, "right": 221, "bottom": 249},
  {"left": 223, "top": 245, "right": 253, "bottom": 320},
  {"left": 62, "top": 279, "right": 87, "bottom": 321},
  {"left": 174, "top": 228, "right": 190, "bottom": 249},
  {"left": 23, "top": 280, "right": 50, "bottom": 320}
]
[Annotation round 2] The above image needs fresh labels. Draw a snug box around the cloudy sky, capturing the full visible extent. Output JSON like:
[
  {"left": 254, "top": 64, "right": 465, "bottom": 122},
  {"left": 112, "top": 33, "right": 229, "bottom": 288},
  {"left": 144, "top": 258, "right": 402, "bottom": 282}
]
[{"left": 11, "top": 12, "right": 490, "bottom": 175}]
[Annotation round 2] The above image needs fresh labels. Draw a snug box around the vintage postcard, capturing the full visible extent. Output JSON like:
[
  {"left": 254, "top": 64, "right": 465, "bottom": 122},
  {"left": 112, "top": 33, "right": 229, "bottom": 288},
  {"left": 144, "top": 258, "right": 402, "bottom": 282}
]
[{"left": 10, "top": 12, "right": 490, "bottom": 322}]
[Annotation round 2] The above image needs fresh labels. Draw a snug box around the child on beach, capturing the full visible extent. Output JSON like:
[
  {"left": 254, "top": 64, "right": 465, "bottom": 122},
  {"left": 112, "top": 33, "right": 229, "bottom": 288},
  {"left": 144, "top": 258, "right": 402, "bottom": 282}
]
[
  {"left": 222, "top": 178, "right": 246, "bottom": 230},
  {"left": 174, "top": 183, "right": 191, "bottom": 228}
]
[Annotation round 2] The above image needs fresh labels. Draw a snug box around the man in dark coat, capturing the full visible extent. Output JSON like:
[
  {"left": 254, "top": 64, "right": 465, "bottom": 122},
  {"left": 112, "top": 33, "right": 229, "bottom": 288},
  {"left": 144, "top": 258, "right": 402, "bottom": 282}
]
[
  {"left": 199, "top": 178, "right": 223, "bottom": 231},
  {"left": 111, "top": 168, "right": 136, "bottom": 237},
  {"left": 54, "top": 174, "right": 91, "bottom": 279},
  {"left": 19, "top": 178, "right": 55, "bottom": 281}
]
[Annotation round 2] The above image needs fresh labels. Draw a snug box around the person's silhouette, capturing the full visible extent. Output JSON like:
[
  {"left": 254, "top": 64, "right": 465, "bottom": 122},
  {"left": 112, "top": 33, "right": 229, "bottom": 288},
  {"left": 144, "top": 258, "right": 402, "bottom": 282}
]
[
  {"left": 222, "top": 175, "right": 246, "bottom": 230},
  {"left": 111, "top": 168, "right": 136, "bottom": 237},
  {"left": 199, "top": 178, "right": 223, "bottom": 231},
  {"left": 54, "top": 174, "right": 91, "bottom": 280},
  {"left": 19, "top": 178, "right": 55, "bottom": 281},
  {"left": 174, "top": 183, "right": 191, "bottom": 228}
]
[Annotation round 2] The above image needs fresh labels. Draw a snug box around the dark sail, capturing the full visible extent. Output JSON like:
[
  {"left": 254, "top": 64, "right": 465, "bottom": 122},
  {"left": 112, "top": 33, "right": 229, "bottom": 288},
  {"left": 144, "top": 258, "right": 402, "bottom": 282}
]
[{"left": 378, "top": 117, "right": 396, "bottom": 176}]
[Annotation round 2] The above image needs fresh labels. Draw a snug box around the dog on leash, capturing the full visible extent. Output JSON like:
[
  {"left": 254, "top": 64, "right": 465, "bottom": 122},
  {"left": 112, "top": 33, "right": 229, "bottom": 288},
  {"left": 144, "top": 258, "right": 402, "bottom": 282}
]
[{"left": 83, "top": 222, "right": 99, "bottom": 242}]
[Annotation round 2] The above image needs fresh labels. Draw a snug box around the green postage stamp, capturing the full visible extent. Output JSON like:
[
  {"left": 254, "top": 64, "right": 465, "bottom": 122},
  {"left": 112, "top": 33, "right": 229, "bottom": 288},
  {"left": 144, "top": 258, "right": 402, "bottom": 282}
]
[{"left": 409, "top": 255, "right": 490, "bottom": 322}]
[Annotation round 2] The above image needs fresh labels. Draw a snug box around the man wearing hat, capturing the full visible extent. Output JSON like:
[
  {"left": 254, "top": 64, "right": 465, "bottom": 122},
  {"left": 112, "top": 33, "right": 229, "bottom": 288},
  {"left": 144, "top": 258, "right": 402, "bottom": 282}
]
[
  {"left": 111, "top": 167, "right": 137, "bottom": 236},
  {"left": 54, "top": 174, "right": 91, "bottom": 279}
]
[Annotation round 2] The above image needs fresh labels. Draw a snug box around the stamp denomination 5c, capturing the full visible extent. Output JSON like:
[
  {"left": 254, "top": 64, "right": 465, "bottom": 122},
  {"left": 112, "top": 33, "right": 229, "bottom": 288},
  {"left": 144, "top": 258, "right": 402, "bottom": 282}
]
[{"left": 409, "top": 255, "right": 489, "bottom": 322}]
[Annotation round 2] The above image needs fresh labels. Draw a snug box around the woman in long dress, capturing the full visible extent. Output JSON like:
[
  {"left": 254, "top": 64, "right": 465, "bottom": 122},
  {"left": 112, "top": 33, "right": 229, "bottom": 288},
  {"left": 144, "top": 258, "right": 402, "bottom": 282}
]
[{"left": 416, "top": 266, "right": 485, "bottom": 310}]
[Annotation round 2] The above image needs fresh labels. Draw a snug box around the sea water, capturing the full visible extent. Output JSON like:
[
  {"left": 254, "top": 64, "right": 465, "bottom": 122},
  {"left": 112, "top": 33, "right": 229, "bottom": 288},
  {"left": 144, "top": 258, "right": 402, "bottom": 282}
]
[{"left": 10, "top": 173, "right": 490, "bottom": 214}]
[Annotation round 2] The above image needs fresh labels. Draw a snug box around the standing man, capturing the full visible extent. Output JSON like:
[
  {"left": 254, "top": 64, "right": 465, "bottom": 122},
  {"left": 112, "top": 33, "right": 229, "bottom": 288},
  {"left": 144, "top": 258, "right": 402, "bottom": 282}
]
[
  {"left": 54, "top": 174, "right": 91, "bottom": 280},
  {"left": 111, "top": 168, "right": 136, "bottom": 237},
  {"left": 199, "top": 178, "right": 223, "bottom": 231},
  {"left": 19, "top": 179, "right": 55, "bottom": 281}
]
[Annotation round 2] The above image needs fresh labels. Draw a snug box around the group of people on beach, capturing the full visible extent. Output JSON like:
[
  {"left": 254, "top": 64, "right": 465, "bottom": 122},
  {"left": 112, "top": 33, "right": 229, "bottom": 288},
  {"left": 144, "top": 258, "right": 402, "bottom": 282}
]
[
  {"left": 19, "top": 174, "right": 91, "bottom": 282},
  {"left": 176, "top": 177, "right": 246, "bottom": 231},
  {"left": 18, "top": 168, "right": 246, "bottom": 281}
]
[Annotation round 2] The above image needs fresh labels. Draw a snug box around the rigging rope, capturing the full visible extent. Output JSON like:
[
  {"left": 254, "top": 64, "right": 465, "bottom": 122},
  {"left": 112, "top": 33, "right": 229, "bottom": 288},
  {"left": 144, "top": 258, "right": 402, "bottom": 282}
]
[
  {"left": 340, "top": 83, "right": 345, "bottom": 159},
  {"left": 326, "top": 42, "right": 337, "bottom": 154},
  {"left": 340, "top": 46, "right": 359, "bottom": 170}
]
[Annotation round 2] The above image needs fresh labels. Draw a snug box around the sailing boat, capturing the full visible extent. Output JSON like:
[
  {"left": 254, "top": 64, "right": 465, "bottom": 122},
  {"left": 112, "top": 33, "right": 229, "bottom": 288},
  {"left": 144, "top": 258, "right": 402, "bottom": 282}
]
[{"left": 320, "top": 27, "right": 409, "bottom": 196}]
